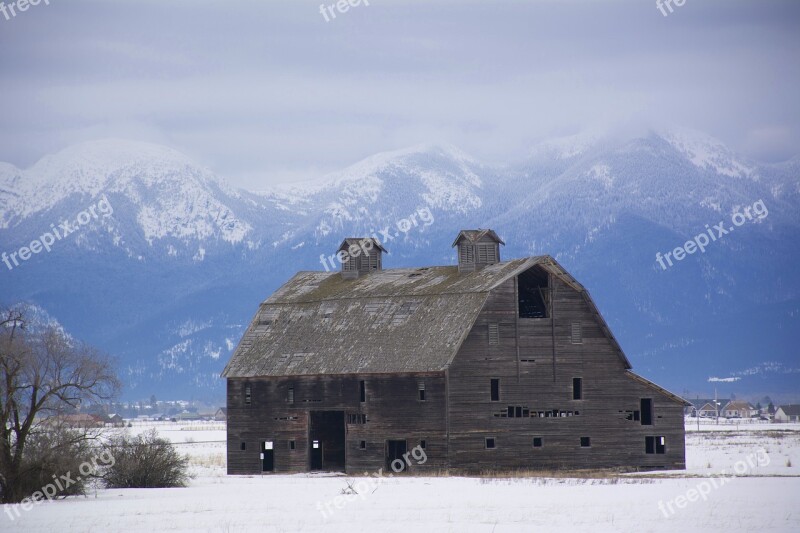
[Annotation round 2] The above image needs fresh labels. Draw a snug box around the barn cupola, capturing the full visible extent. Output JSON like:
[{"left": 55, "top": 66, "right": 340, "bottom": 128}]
[
  {"left": 338, "top": 238, "right": 387, "bottom": 279},
  {"left": 452, "top": 229, "right": 504, "bottom": 273}
]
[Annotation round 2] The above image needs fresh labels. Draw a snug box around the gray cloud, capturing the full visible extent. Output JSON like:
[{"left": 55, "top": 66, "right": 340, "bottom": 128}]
[{"left": 0, "top": 0, "right": 798, "bottom": 189}]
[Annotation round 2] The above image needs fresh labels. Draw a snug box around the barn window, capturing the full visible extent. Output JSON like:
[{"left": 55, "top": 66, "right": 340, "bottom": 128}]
[
  {"left": 359, "top": 440, "right": 366, "bottom": 450},
  {"left": 244, "top": 384, "right": 252, "bottom": 405},
  {"left": 289, "top": 440, "right": 296, "bottom": 450},
  {"left": 420, "top": 440, "right": 426, "bottom": 449},
  {"left": 348, "top": 413, "right": 367, "bottom": 424},
  {"left": 488, "top": 323, "right": 499, "bottom": 345},
  {"left": 580, "top": 437, "right": 591, "bottom": 447},
  {"left": 641, "top": 399, "right": 653, "bottom": 425},
  {"left": 287, "top": 386, "right": 294, "bottom": 404},
  {"left": 485, "top": 437, "right": 496, "bottom": 449},
  {"left": 504, "top": 405, "right": 528, "bottom": 418},
  {"left": 459, "top": 244, "right": 474, "bottom": 264},
  {"left": 571, "top": 322, "right": 582, "bottom": 344},
  {"left": 490, "top": 378, "right": 500, "bottom": 402},
  {"left": 477, "top": 244, "right": 497, "bottom": 263},
  {"left": 645, "top": 436, "right": 666, "bottom": 454},
  {"left": 533, "top": 437, "right": 543, "bottom": 448},
  {"left": 572, "top": 378, "right": 583, "bottom": 400},
  {"left": 360, "top": 380, "right": 366, "bottom": 403},
  {"left": 518, "top": 268, "right": 549, "bottom": 318},
  {"left": 240, "top": 441, "right": 246, "bottom": 451},
  {"left": 418, "top": 381, "right": 426, "bottom": 401}
]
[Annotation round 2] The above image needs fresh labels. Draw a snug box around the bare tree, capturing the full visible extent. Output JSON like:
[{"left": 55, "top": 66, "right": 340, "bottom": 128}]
[{"left": 0, "top": 306, "right": 120, "bottom": 503}]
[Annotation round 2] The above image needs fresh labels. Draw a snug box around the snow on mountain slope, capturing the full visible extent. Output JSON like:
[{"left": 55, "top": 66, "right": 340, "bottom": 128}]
[
  {"left": 1, "top": 132, "right": 797, "bottom": 398},
  {"left": 262, "top": 144, "right": 485, "bottom": 246},
  {"left": 0, "top": 140, "right": 252, "bottom": 245},
  {"left": 661, "top": 128, "right": 756, "bottom": 179}
]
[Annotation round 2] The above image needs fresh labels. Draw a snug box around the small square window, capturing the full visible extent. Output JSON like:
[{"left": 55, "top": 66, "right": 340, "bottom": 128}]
[
  {"left": 580, "top": 437, "right": 591, "bottom": 448},
  {"left": 359, "top": 380, "right": 366, "bottom": 403},
  {"left": 420, "top": 440, "right": 426, "bottom": 449},
  {"left": 287, "top": 387, "right": 294, "bottom": 404},
  {"left": 485, "top": 437, "right": 496, "bottom": 449},
  {"left": 533, "top": 437, "right": 543, "bottom": 448},
  {"left": 240, "top": 441, "right": 246, "bottom": 451},
  {"left": 359, "top": 440, "right": 366, "bottom": 450},
  {"left": 289, "top": 440, "right": 296, "bottom": 450},
  {"left": 245, "top": 384, "right": 252, "bottom": 405}
]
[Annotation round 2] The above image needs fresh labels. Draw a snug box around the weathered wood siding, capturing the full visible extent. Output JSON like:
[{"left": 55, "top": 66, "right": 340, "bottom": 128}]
[
  {"left": 227, "top": 372, "right": 447, "bottom": 475},
  {"left": 446, "top": 272, "right": 686, "bottom": 471}
]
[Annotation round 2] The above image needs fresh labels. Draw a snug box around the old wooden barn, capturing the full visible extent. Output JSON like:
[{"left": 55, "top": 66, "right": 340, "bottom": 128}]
[{"left": 222, "top": 229, "right": 688, "bottom": 474}]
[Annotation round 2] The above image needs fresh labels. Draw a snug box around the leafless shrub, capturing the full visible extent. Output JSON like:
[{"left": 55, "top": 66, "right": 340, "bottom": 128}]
[{"left": 101, "top": 429, "right": 191, "bottom": 488}]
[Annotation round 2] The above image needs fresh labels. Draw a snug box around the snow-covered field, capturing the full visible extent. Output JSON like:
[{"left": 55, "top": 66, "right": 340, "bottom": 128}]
[{"left": 3, "top": 420, "right": 798, "bottom": 532}]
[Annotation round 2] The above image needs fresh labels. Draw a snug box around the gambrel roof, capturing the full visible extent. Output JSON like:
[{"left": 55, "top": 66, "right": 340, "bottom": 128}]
[{"left": 222, "top": 255, "right": 637, "bottom": 379}]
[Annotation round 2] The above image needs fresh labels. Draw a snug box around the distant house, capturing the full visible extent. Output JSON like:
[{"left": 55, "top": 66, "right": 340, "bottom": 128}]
[
  {"left": 105, "top": 413, "right": 125, "bottom": 427},
  {"left": 215, "top": 408, "right": 228, "bottom": 421},
  {"left": 686, "top": 399, "right": 726, "bottom": 418},
  {"left": 51, "top": 413, "right": 104, "bottom": 428},
  {"left": 222, "top": 229, "right": 689, "bottom": 475},
  {"left": 774, "top": 405, "right": 800, "bottom": 423},
  {"left": 698, "top": 401, "right": 723, "bottom": 418},
  {"left": 721, "top": 401, "right": 756, "bottom": 419}
]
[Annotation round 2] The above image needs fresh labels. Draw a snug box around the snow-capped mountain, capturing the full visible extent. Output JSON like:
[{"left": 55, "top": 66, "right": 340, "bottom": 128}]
[{"left": 1, "top": 132, "right": 798, "bottom": 400}]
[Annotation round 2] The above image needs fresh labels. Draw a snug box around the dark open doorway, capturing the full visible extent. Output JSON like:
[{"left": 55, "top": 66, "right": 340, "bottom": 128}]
[
  {"left": 261, "top": 441, "right": 274, "bottom": 472},
  {"left": 309, "top": 410, "right": 346, "bottom": 471},
  {"left": 518, "top": 267, "right": 549, "bottom": 318},
  {"left": 385, "top": 439, "right": 408, "bottom": 473}
]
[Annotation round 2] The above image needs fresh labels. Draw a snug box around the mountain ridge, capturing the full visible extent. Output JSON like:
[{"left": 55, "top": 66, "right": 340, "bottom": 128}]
[{"left": 1, "top": 130, "right": 798, "bottom": 400}]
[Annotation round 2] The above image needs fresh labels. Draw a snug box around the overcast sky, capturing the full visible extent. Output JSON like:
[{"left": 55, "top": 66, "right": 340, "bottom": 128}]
[{"left": 0, "top": 0, "right": 798, "bottom": 189}]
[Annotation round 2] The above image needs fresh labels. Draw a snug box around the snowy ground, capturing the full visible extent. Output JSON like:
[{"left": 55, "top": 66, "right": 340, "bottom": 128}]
[{"left": 3, "top": 420, "right": 798, "bottom": 532}]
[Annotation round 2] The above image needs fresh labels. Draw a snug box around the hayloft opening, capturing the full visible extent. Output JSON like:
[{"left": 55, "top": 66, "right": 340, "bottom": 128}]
[{"left": 518, "top": 268, "right": 549, "bottom": 318}]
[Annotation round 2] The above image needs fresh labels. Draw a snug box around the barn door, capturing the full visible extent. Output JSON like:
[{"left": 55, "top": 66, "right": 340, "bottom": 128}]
[
  {"left": 310, "top": 439, "right": 323, "bottom": 470},
  {"left": 261, "top": 441, "right": 274, "bottom": 472},
  {"left": 385, "top": 440, "right": 408, "bottom": 473},
  {"left": 309, "top": 411, "right": 346, "bottom": 471}
]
